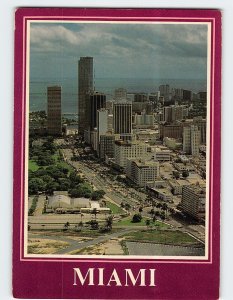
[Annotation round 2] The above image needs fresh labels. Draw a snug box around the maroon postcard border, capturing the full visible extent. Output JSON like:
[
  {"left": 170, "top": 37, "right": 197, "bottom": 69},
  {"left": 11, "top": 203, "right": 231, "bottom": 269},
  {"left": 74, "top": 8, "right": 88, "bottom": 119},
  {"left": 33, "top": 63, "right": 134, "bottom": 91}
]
[{"left": 13, "top": 8, "right": 221, "bottom": 299}]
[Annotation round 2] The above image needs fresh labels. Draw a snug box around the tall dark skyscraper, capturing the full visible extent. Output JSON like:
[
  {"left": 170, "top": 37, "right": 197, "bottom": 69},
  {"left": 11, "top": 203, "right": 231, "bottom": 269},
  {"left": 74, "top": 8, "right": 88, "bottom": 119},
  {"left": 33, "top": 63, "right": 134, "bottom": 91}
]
[
  {"left": 78, "top": 57, "right": 94, "bottom": 134},
  {"left": 90, "top": 92, "right": 106, "bottom": 130},
  {"left": 113, "top": 100, "right": 132, "bottom": 136},
  {"left": 47, "top": 86, "right": 62, "bottom": 135}
]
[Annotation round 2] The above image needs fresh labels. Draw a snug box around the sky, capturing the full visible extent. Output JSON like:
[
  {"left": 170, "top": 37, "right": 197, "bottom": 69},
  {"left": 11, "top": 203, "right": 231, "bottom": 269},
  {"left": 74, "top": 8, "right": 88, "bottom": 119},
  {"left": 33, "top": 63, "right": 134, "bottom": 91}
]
[{"left": 29, "top": 22, "right": 208, "bottom": 81}]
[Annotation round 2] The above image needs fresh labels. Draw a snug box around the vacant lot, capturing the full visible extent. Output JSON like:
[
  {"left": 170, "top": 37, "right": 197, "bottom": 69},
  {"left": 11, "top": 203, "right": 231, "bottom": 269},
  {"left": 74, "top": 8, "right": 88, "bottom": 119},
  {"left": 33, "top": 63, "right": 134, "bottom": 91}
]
[
  {"left": 28, "top": 238, "right": 69, "bottom": 254},
  {"left": 125, "top": 241, "right": 205, "bottom": 256},
  {"left": 121, "top": 229, "right": 201, "bottom": 246}
]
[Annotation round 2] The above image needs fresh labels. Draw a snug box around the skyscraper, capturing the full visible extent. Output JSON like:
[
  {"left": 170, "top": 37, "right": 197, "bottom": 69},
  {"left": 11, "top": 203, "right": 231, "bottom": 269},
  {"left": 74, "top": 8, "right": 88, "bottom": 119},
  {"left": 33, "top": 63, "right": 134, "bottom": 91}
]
[
  {"left": 113, "top": 100, "right": 132, "bottom": 138},
  {"left": 47, "top": 86, "right": 62, "bottom": 136},
  {"left": 183, "top": 125, "right": 201, "bottom": 156},
  {"left": 78, "top": 57, "right": 93, "bottom": 134},
  {"left": 90, "top": 92, "right": 106, "bottom": 130},
  {"left": 159, "top": 84, "right": 170, "bottom": 101}
]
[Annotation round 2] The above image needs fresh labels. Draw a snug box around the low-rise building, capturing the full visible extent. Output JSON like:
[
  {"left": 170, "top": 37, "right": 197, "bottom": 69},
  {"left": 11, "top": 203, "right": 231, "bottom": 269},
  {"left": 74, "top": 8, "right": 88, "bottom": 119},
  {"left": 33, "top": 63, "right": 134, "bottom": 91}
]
[
  {"left": 150, "top": 146, "right": 171, "bottom": 161},
  {"left": 126, "top": 159, "right": 159, "bottom": 187},
  {"left": 169, "top": 178, "right": 205, "bottom": 195},
  {"left": 148, "top": 187, "right": 173, "bottom": 202},
  {"left": 135, "top": 129, "right": 159, "bottom": 143}
]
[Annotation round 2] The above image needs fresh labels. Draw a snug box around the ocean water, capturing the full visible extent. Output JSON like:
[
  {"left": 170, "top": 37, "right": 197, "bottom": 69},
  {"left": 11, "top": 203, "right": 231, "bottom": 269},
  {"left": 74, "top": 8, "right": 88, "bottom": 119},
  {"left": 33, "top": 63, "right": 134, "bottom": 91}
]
[{"left": 29, "top": 77, "right": 207, "bottom": 113}]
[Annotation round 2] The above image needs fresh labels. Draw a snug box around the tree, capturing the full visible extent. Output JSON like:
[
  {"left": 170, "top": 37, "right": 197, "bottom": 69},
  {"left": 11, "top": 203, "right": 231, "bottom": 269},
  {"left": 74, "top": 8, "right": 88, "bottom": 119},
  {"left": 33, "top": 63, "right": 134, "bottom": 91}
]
[
  {"left": 63, "top": 222, "right": 70, "bottom": 231},
  {"left": 145, "top": 219, "right": 151, "bottom": 228},
  {"left": 160, "top": 211, "right": 165, "bottom": 221},
  {"left": 150, "top": 208, "right": 155, "bottom": 216},
  {"left": 132, "top": 214, "right": 142, "bottom": 223},
  {"left": 69, "top": 171, "right": 84, "bottom": 186},
  {"left": 161, "top": 203, "right": 168, "bottom": 218},
  {"left": 169, "top": 208, "right": 176, "bottom": 215},
  {"left": 75, "top": 221, "right": 83, "bottom": 232},
  {"left": 125, "top": 203, "right": 131, "bottom": 211},
  {"left": 156, "top": 202, "right": 162, "bottom": 209},
  {"left": 28, "top": 178, "right": 45, "bottom": 195},
  {"left": 91, "top": 190, "right": 105, "bottom": 200},
  {"left": 90, "top": 220, "right": 99, "bottom": 230},
  {"left": 68, "top": 183, "right": 92, "bottom": 198},
  {"left": 105, "top": 216, "right": 113, "bottom": 231},
  {"left": 58, "top": 178, "right": 71, "bottom": 191},
  {"left": 92, "top": 208, "right": 98, "bottom": 220},
  {"left": 68, "top": 188, "right": 80, "bottom": 198},
  {"left": 182, "top": 170, "right": 189, "bottom": 178},
  {"left": 173, "top": 171, "right": 180, "bottom": 179},
  {"left": 45, "top": 181, "right": 59, "bottom": 195}
]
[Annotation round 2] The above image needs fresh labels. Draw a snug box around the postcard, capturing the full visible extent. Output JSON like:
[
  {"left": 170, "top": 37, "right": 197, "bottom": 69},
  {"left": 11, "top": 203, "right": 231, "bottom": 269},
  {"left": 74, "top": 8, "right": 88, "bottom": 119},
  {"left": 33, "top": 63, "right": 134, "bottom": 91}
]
[{"left": 13, "top": 8, "right": 221, "bottom": 299}]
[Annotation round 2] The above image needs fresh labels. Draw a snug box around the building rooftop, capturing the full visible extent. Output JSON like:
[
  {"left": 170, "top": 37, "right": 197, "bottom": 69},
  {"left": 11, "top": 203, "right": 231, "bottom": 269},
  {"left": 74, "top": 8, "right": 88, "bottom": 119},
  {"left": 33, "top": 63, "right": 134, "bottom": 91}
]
[
  {"left": 151, "top": 187, "right": 173, "bottom": 196},
  {"left": 184, "top": 184, "right": 206, "bottom": 195},
  {"left": 131, "top": 159, "right": 159, "bottom": 167}
]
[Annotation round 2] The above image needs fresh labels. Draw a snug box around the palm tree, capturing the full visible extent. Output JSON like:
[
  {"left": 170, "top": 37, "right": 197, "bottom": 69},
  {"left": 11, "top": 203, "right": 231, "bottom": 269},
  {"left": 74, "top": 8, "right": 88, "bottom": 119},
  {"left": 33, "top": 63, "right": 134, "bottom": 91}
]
[
  {"left": 161, "top": 203, "right": 168, "bottom": 218},
  {"left": 92, "top": 208, "right": 98, "bottom": 220},
  {"left": 156, "top": 202, "right": 162, "bottom": 210},
  {"left": 80, "top": 213, "right": 84, "bottom": 222},
  {"left": 145, "top": 219, "right": 151, "bottom": 228},
  {"left": 105, "top": 216, "right": 113, "bottom": 231},
  {"left": 63, "top": 222, "right": 70, "bottom": 231},
  {"left": 150, "top": 208, "right": 155, "bottom": 216},
  {"left": 78, "top": 221, "right": 83, "bottom": 231}
]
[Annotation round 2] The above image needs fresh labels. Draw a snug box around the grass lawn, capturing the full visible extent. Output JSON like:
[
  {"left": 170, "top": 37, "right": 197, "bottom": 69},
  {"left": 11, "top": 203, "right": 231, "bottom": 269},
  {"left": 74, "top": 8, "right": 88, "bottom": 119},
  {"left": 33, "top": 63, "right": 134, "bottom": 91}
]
[
  {"left": 116, "top": 217, "right": 169, "bottom": 228},
  {"left": 106, "top": 201, "right": 125, "bottom": 214},
  {"left": 121, "top": 230, "right": 200, "bottom": 245},
  {"left": 29, "top": 160, "right": 39, "bottom": 171}
]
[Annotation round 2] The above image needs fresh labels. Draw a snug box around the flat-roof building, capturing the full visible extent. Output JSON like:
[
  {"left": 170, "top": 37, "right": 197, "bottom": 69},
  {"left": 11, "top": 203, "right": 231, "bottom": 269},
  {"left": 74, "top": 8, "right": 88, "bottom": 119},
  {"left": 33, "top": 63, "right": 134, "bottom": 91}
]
[
  {"left": 181, "top": 184, "right": 206, "bottom": 220},
  {"left": 47, "top": 86, "right": 62, "bottom": 135},
  {"left": 126, "top": 159, "right": 159, "bottom": 187}
]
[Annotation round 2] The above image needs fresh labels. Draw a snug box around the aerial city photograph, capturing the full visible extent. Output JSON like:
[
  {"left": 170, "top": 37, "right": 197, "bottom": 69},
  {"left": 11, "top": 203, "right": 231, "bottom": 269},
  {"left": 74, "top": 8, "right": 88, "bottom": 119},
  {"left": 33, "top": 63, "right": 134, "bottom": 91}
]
[{"left": 27, "top": 22, "right": 208, "bottom": 257}]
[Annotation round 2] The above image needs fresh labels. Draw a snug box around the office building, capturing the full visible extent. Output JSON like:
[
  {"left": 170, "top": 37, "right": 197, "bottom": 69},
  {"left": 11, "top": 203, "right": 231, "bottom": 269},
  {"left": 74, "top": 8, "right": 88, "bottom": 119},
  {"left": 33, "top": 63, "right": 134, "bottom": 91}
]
[
  {"left": 114, "top": 140, "right": 149, "bottom": 169},
  {"left": 163, "top": 106, "right": 173, "bottom": 122},
  {"left": 47, "top": 86, "right": 62, "bottom": 135},
  {"left": 99, "top": 133, "right": 120, "bottom": 160},
  {"left": 181, "top": 184, "right": 206, "bottom": 220},
  {"left": 159, "top": 84, "right": 170, "bottom": 101},
  {"left": 113, "top": 100, "right": 132, "bottom": 135},
  {"left": 159, "top": 123, "right": 183, "bottom": 140},
  {"left": 126, "top": 159, "right": 159, "bottom": 187},
  {"left": 78, "top": 57, "right": 93, "bottom": 134},
  {"left": 90, "top": 92, "right": 106, "bottom": 130},
  {"left": 183, "top": 89, "right": 192, "bottom": 101},
  {"left": 183, "top": 125, "right": 201, "bottom": 156},
  {"left": 97, "top": 108, "right": 108, "bottom": 141}
]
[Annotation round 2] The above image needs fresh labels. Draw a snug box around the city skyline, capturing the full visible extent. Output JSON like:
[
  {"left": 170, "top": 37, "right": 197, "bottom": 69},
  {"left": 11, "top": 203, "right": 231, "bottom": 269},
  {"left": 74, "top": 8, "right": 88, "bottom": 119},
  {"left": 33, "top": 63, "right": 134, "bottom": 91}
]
[{"left": 30, "top": 22, "right": 208, "bottom": 81}]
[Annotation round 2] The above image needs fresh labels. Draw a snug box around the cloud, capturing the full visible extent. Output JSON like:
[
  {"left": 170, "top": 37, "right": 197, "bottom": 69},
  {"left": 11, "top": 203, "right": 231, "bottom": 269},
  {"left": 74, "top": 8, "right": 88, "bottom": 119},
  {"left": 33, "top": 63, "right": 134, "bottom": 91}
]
[{"left": 30, "top": 22, "right": 208, "bottom": 79}]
